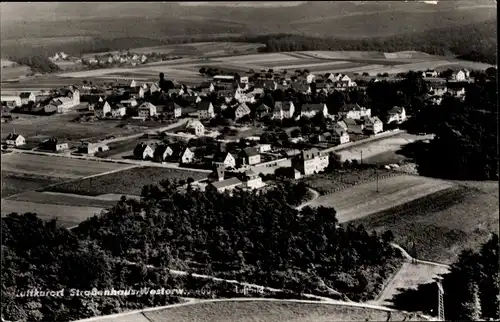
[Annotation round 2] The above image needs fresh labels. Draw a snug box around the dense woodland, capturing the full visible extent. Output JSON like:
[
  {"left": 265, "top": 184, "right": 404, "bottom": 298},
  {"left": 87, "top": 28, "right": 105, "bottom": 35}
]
[
  {"left": 393, "top": 234, "right": 499, "bottom": 321},
  {"left": 2, "top": 181, "right": 401, "bottom": 321},
  {"left": 13, "top": 56, "right": 61, "bottom": 74},
  {"left": 255, "top": 20, "right": 497, "bottom": 64}
]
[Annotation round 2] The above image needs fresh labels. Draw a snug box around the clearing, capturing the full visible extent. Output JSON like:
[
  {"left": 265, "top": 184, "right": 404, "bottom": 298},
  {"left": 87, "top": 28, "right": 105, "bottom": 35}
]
[
  {"left": 1, "top": 153, "right": 132, "bottom": 179},
  {"left": 44, "top": 166, "right": 209, "bottom": 196},
  {"left": 1, "top": 171, "right": 64, "bottom": 198},
  {"left": 1, "top": 199, "right": 104, "bottom": 228},
  {"left": 352, "top": 180, "right": 499, "bottom": 264},
  {"left": 8, "top": 191, "right": 119, "bottom": 208},
  {"left": 308, "top": 175, "right": 454, "bottom": 223},
  {"left": 89, "top": 300, "right": 423, "bottom": 322},
  {"left": 1, "top": 66, "right": 31, "bottom": 81}
]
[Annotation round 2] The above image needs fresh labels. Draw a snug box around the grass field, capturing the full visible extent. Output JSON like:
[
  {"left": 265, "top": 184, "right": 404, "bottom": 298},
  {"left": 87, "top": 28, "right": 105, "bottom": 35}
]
[
  {"left": 44, "top": 166, "right": 208, "bottom": 196},
  {"left": 1, "top": 66, "right": 31, "bottom": 81},
  {"left": 1, "top": 153, "right": 132, "bottom": 179},
  {"left": 135, "top": 300, "right": 421, "bottom": 322},
  {"left": 352, "top": 181, "right": 499, "bottom": 264},
  {"left": 1, "top": 171, "right": 64, "bottom": 198},
  {"left": 0, "top": 199, "right": 104, "bottom": 228},
  {"left": 308, "top": 175, "right": 455, "bottom": 223},
  {"left": 0, "top": 113, "right": 142, "bottom": 142},
  {"left": 8, "top": 191, "right": 119, "bottom": 208}
]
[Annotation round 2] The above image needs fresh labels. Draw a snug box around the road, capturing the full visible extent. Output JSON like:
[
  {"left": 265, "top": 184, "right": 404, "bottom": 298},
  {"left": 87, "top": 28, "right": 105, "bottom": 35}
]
[{"left": 295, "top": 188, "right": 320, "bottom": 211}]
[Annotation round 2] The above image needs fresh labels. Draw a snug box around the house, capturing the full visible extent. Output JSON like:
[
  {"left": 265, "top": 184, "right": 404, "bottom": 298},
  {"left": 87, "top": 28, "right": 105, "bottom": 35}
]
[
  {"left": 167, "top": 88, "right": 185, "bottom": 97},
  {"left": 300, "top": 103, "right": 328, "bottom": 119},
  {"left": 452, "top": 70, "right": 469, "bottom": 81},
  {"left": 51, "top": 97, "right": 78, "bottom": 113},
  {"left": 331, "top": 120, "right": 348, "bottom": 132},
  {"left": 39, "top": 138, "right": 68, "bottom": 152},
  {"left": 185, "top": 120, "right": 205, "bottom": 137},
  {"left": 338, "top": 103, "right": 371, "bottom": 120},
  {"left": 19, "top": 92, "right": 36, "bottom": 105},
  {"left": 206, "top": 177, "right": 242, "bottom": 193},
  {"left": 238, "top": 147, "right": 261, "bottom": 166},
  {"left": 234, "top": 103, "right": 251, "bottom": 120},
  {"left": 1, "top": 96, "right": 22, "bottom": 108},
  {"left": 111, "top": 105, "right": 126, "bottom": 118},
  {"left": 363, "top": 116, "right": 383, "bottom": 134},
  {"left": 197, "top": 101, "right": 215, "bottom": 119},
  {"left": 133, "top": 143, "right": 154, "bottom": 160},
  {"left": 213, "top": 75, "right": 235, "bottom": 83},
  {"left": 255, "top": 143, "right": 272, "bottom": 153},
  {"left": 255, "top": 103, "right": 271, "bottom": 119},
  {"left": 429, "top": 83, "right": 447, "bottom": 96},
  {"left": 387, "top": 106, "right": 407, "bottom": 124},
  {"left": 150, "top": 83, "right": 160, "bottom": 94},
  {"left": 292, "top": 148, "right": 329, "bottom": 176},
  {"left": 213, "top": 151, "right": 236, "bottom": 169},
  {"left": 344, "top": 118, "right": 364, "bottom": 134},
  {"left": 290, "top": 82, "right": 311, "bottom": 94},
  {"left": 138, "top": 102, "right": 157, "bottom": 118},
  {"left": 447, "top": 82, "right": 466, "bottom": 98},
  {"left": 59, "top": 87, "right": 80, "bottom": 106},
  {"left": 130, "top": 79, "right": 137, "bottom": 88},
  {"left": 180, "top": 147, "right": 195, "bottom": 164},
  {"left": 165, "top": 102, "right": 182, "bottom": 118},
  {"left": 78, "top": 142, "right": 109, "bottom": 155},
  {"left": 200, "top": 82, "right": 215, "bottom": 92},
  {"left": 272, "top": 101, "right": 295, "bottom": 120},
  {"left": 92, "top": 101, "right": 111, "bottom": 117},
  {"left": 331, "top": 128, "right": 350, "bottom": 145},
  {"left": 153, "top": 145, "right": 173, "bottom": 162},
  {"left": 5, "top": 133, "right": 25, "bottom": 146},
  {"left": 241, "top": 170, "right": 265, "bottom": 190},
  {"left": 129, "top": 87, "right": 145, "bottom": 99},
  {"left": 120, "top": 98, "right": 138, "bottom": 108},
  {"left": 306, "top": 73, "right": 315, "bottom": 84},
  {"left": 254, "top": 80, "right": 277, "bottom": 91},
  {"left": 422, "top": 70, "right": 438, "bottom": 78},
  {"left": 210, "top": 166, "right": 226, "bottom": 182}
]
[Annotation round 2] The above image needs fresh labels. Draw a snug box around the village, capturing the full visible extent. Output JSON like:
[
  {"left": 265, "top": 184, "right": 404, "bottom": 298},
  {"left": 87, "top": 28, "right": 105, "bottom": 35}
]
[{"left": 1, "top": 66, "right": 474, "bottom": 193}]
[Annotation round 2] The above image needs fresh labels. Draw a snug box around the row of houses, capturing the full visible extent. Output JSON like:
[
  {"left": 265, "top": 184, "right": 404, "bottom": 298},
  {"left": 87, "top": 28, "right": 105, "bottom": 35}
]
[{"left": 1, "top": 88, "right": 81, "bottom": 113}]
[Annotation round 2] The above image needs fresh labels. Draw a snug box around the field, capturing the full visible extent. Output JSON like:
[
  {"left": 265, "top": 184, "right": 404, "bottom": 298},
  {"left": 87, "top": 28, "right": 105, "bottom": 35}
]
[
  {"left": 1, "top": 153, "right": 133, "bottom": 179},
  {"left": 308, "top": 175, "right": 455, "bottom": 223},
  {"left": 1, "top": 199, "right": 104, "bottom": 228},
  {"left": 1, "top": 66, "right": 31, "bottom": 81},
  {"left": 8, "top": 191, "right": 119, "bottom": 208},
  {"left": 1, "top": 59, "right": 16, "bottom": 68},
  {"left": 352, "top": 181, "right": 499, "bottom": 264},
  {"left": 337, "top": 132, "right": 435, "bottom": 165},
  {"left": 90, "top": 300, "right": 423, "bottom": 322},
  {"left": 1, "top": 171, "right": 64, "bottom": 198},
  {"left": 0, "top": 113, "right": 144, "bottom": 143},
  {"left": 44, "top": 166, "right": 209, "bottom": 196}
]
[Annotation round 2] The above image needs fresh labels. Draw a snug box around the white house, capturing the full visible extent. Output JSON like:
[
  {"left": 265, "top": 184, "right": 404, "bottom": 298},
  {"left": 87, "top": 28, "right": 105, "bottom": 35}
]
[
  {"left": 92, "top": 101, "right": 111, "bottom": 117},
  {"left": 306, "top": 73, "right": 316, "bottom": 84},
  {"left": 153, "top": 145, "right": 173, "bottom": 162},
  {"left": 138, "top": 102, "right": 157, "bottom": 118},
  {"left": 111, "top": 105, "right": 126, "bottom": 118},
  {"left": 338, "top": 103, "right": 371, "bottom": 120},
  {"left": 133, "top": 143, "right": 154, "bottom": 160},
  {"left": 255, "top": 144, "right": 272, "bottom": 153},
  {"left": 238, "top": 147, "right": 261, "bottom": 166},
  {"left": 185, "top": 120, "right": 205, "bottom": 137},
  {"left": 19, "top": 92, "right": 36, "bottom": 105},
  {"left": 292, "top": 148, "right": 329, "bottom": 176},
  {"left": 130, "top": 80, "right": 137, "bottom": 88},
  {"left": 120, "top": 98, "right": 138, "bottom": 108},
  {"left": 213, "top": 151, "right": 236, "bottom": 169},
  {"left": 453, "top": 70, "right": 470, "bottom": 81},
  {"left": 241, "top": 170, "right": 265, "bottom": 190},
  {"left": 422, "top": 70, "right": 438, "bottom": 78},
  {"left": 197, "top": 101, "right": 215, "bottom": 120},
  {"left": 300, "top": 103, "right": 328, "bottom": 119},
  {"left": 235, "top": 103, "right": 251, "bottom": 120},
  {"left": 364, "top": 116, "right": 383, "bottom": 134},
  {"left": 272, "top": 101, "right": 295, "bottom": 120},
  {"left": 387, "top": 106, "right": 407, "bottom": 124},
  {"left": 1, "top": 96, "right": 22, "bottom": 108},
  {"left": 332, "top": 128, "right": 350, "bottom": 145},
  {"left": 181, "top": 147, "right": 195, "bottom": 164},
  {"left": 344, "top": 118, "right": 364, "bottom": 134},
  {"left": 5, "top": 133, "right": 26, "bottom": 146},
  {"left": 206, "top": 177, "right": 242, "bottom": 193}
]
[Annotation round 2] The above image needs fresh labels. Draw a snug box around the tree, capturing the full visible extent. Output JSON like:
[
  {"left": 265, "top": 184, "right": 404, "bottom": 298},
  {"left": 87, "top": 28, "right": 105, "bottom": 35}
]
[
  {"left": 478, "top": 233, "right": 499, "bottom": 319},
  {"left": 199, "top": 67, "right": 206, "bottom": 75}
]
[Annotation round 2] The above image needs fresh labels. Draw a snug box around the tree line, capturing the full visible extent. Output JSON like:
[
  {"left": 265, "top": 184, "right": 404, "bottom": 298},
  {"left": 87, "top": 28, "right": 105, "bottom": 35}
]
[{"left": 2, "top": 180, "right": 401, "bottom": 320}]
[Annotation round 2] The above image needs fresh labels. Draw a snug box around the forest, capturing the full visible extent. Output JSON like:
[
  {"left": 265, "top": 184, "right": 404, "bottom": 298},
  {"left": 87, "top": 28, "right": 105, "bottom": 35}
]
[{"left": 1, "top": 180, "right": 401, "bottom": 321}]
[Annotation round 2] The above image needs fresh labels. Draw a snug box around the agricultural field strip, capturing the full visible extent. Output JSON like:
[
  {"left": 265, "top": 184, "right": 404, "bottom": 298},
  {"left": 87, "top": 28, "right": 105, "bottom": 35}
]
[
  {"left": 8, "top": 191, "right": 119, "bottom": 208},
  {"left": 1, "top": 153, "right": 133, "bottom": 179},
  {"left": 268, "top": 61, "right": 352, "bottom": 70},
  {"left": 309, "top": 175, "right": 454, "bottom": 223},
  {"left": 215, "top": 53, "right": 299, "bottom": 62},
  {"left": 307, "top": 64, "right": 387, "bottom": 74},
  {"left": 0, "top": 199, "right": 104, "bottom": 228}
]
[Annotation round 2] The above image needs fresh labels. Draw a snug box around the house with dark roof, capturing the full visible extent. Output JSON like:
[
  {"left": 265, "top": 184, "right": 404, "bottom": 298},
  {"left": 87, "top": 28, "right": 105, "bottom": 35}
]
[
  {"left": 291, "top": 148, "right": 329, "bottom": 176},
  {"left": 255, "top": 103, "right": 271, "bottom": 119},
  {"left": 234, "top": 103, "right": 251, "bottom": 120},
  {"left": 164, "top": 101, "right": 182, "bottom": 118},
  {"left": 338, "top": 103, "right": 371, "bottom": 120},
  {"left": 133, "top": 143, "right": 154, "bottom": 160},
  {"left": 213, "top": 151, "right": 236, "bottom": 169},
  {"left": 332, "top": 128, "right": 350, "bottom": 145},
  {"left": 272, "top": 101, "right": 295, "bottom": 120},
  {"left": 363, "top": 116, "right": 383, "bottom": 134},
  {"left": 300, "top": 103, "right": 328, "bottom": 119},
  {"left": 5, "top": 133, "right": 25, "bottom": 146},
  {"left": 19, "top": 92, "right": 36, "bottom": 105},
  {"left": 153, "top": 145, "right": 173, "bottom": 162},
  {"left": 344, "top": 118, "right": 364, "bottom": 134},
  {"left": 39, "top": 137, "right": 69, "bottom": 152},
  {"left": 238, "top": 147, "right": 261, "bottom": 166},
  {"left": 387, "top": 106, "right": 407, "bottom": 124},
  {"left": 197, "top": 101, "right": 215, "bottom": 119}
]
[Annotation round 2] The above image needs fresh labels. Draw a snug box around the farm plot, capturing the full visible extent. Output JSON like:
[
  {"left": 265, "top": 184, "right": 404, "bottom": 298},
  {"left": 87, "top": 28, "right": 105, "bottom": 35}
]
[
  {"left": 44, "top": 166, "right": 208, "bottom": 196},
  {"left": 1, "top": 171, "right": 64, "bottom": 198},
  {"left": 0, "top": 113, "right": 141, "bottom": 142},
  {"left": 138, "top": 300, "right": 421, "bottom": 322},
  {"left": 1, "top": 153, "right": 132, "bottom": 179},
  {"left": 302, "top": 51, "right": 388, "bottom": 60},
  {"left": 1, "top": 66, "right": 31, "bottom": 81},
  {"left": 8, "top": 191, "right": 119, "bottom": 208},
  {"left": 1, "top": 199, "right": 104, "bottom": 228},
  {"left": 352, "top": 181, "right": 499, "bottom": 264},
  {"left": 268, "top": 60, "right": 352, "bottom": 70},
  {"left": 308, "top": 175, "right": 455, "bottom": 223},
  {"left": 215, "top": 53, "right": 299, "bottom": 63}
]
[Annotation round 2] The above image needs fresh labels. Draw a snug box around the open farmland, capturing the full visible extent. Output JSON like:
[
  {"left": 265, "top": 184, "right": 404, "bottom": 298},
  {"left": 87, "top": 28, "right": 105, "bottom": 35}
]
[
  {"left": 1, "top": 66, "right": 31, "bottom": 81},
  {"left": 44, "top": 166, "right": 209, "bottom": 196},
  {"left": 90, "top": 300, "right": 423, "bottom": 322},
  {"left": 1, "top": 171, "right": 64, "bottom": 198},
  {"left": 352, "top": 181, "right": 499, "bottom": 264},
  {"left": 0, "top": 199, "right": 104, "bottom": 228},
  {"left": 308, "top": 175, "right": 455, "bottom": 223},
  {"left": 0, "top": 113, "right": 143, "bottom": 142},
  {"left": 8, "top": 191, "right": 119, "bottom": 208},
  {"left": 1, "top": 153, "right": 133, "bottom": 179}
]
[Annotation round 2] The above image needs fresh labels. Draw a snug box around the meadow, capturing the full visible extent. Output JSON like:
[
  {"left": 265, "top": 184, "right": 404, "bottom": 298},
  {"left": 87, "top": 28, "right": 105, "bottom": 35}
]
[
  {"left": 1, "top": 171, "right": 64, "bottom": 198},
  {"left": 44, "top": 166, "right": 209, "bottom": 196}
]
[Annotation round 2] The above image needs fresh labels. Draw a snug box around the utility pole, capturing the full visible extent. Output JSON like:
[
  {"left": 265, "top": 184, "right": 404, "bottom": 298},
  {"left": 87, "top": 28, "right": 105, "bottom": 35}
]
[
  {"left": 436, "top": 277, "right": 445, "bottom": 321},
  {"left": 360, "top": 150, "right": 363, "bottom": 165},
  {"left": 376, "top": 164, "right": 379, "bottom": 193}
]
